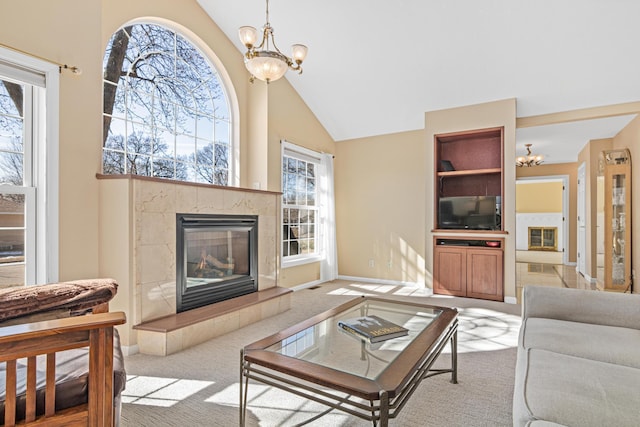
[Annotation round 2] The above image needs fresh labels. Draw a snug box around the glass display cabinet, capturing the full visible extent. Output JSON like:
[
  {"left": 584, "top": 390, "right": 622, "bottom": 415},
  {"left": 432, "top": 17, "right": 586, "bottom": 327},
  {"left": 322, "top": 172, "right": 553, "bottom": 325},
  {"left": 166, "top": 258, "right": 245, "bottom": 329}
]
[{"left": 600, "top": 149, "right": 632, "bottom": 292}]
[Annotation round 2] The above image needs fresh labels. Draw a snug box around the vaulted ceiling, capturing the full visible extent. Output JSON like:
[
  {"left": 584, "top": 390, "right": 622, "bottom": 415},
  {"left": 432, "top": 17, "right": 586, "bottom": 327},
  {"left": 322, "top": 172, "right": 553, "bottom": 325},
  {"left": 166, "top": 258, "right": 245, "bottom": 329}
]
[{"left": 198, "top": 0, "right": 640, "bottom": 164}]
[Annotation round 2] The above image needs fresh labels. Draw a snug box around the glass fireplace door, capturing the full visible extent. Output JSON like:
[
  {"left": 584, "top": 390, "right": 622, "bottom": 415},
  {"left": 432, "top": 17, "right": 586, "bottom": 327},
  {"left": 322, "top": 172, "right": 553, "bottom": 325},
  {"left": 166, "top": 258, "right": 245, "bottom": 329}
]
[{"left": 185, "top": 229, "right": 249, "bottom": 288}]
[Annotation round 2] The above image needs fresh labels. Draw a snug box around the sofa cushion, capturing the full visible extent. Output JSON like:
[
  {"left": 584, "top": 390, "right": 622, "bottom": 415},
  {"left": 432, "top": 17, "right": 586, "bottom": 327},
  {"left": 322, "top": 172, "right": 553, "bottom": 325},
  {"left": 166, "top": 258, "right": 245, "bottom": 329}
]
[
  {"left": 518, "top": 348, "right": 640, "bottom": 427},
  {"left": 522, "top": 317, "right": 640, "bottom": 369}
]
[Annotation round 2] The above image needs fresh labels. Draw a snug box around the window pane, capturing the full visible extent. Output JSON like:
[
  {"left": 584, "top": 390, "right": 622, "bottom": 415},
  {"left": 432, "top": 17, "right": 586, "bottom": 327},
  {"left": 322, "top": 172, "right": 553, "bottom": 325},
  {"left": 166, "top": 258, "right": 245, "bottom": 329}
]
[
  {"left": 0, "top": 263, "right": 24, "bottom": 287},
  {"left": 214, "top": 119, "right": 230, "bottom": 144},
  {"left": 176, "top": 133, "right": 195, "bottom": 157},
  {"left": 214, "top": 168, "right": 227, "bottom": 185},
  {"left": 196, "top": 115, "right": 214, "bottom": 140},
  {"left": 102, "top": 23, "right": 232, "bottom": 184},
  {"left": 214, "top": 143, "right": 228, "bottom": 169},
  {"left": 0, "top": 80, "right": 24, "bottom": 117},
  {"left": 307, "top": 178, "right": 316, "bottom": 206},
  {"left": 0, "top": 229, "right": 24, "bottom": 259},
  {"left": 103, "top": 150, "right": 125, "bottom": 174},
  {"left": 195, "top": 164, "right": 213, "bottom": 184},
  {"left": 0, "top": 192, "right": 25, "bottom": 286},
  {"left": 0, "top": 151, "right": 23, "bottom": 185},
  {"left": 0, "top": 193, "right": 24, "bottom": 227},
  {"left": 128, "top": 154, "right": 150, "bottom": 175},
  {"left": 286, "top": 157, "right": 296, "bottom": 173},
  {"left": 0, "top": 116, "right": 23, "bottom": 150}
]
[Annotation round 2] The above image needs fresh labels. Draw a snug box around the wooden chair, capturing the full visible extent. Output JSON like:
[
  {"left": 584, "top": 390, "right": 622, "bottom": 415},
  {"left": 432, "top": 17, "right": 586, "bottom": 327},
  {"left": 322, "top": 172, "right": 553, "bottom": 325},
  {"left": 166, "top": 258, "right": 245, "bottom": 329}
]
[{"left": 0, "top": 279, "right": 126, "bottom": 426}]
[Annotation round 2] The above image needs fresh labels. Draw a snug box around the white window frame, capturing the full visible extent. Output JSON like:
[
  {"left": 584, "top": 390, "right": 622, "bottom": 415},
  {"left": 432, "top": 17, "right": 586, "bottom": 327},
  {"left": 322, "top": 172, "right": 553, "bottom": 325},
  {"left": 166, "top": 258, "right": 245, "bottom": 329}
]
[
  {"left": 281, "top": 141, "right": 323, "bottom": 268},
  {"left": 0, "top": 47, "right": 59, "bottom": 285}
]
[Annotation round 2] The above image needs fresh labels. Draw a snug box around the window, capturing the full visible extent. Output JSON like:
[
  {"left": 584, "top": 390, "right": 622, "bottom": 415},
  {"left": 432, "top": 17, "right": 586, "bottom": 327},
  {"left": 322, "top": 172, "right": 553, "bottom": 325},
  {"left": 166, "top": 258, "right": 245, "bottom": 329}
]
[
  {"left": 282, "top": 142, "right": 322, "bottom": 267},
  {"left": 0, "top": 50, "right": 59, "bottom": 286},
  {"left": 102, "top": 23, "right": 234, "bottom": 185}
]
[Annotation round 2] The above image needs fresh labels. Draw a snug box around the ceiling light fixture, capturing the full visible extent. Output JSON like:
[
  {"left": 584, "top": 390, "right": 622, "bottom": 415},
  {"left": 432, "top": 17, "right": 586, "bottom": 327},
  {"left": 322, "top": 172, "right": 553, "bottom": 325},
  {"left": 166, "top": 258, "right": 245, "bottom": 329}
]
[
  {"left": 516, "top": 144, "right": 544, "bottom": 167},
  {"left": 238, "top": 0, "right": 308, "bottom": 84}
]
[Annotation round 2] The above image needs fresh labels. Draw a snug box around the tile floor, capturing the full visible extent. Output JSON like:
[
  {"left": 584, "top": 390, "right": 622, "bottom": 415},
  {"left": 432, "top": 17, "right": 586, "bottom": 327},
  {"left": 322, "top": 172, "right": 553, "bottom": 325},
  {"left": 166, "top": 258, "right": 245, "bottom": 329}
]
[{"left": 516, "top": 251, "right": 597, "bottom": 304}]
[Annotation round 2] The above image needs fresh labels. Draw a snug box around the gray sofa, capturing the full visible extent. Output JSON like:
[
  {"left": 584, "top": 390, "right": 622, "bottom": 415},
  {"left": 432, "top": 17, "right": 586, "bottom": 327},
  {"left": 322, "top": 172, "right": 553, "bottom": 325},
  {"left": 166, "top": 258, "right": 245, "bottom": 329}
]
[{"left": 513, "top": 286, "right": 640, "bottom": 427}]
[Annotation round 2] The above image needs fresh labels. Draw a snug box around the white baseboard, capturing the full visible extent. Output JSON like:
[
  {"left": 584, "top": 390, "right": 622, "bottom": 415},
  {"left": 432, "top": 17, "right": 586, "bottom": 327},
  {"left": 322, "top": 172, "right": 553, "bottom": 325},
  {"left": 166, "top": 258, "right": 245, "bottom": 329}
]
[{"left": 504, "top": 296, "right": 518, "bottom": 305}]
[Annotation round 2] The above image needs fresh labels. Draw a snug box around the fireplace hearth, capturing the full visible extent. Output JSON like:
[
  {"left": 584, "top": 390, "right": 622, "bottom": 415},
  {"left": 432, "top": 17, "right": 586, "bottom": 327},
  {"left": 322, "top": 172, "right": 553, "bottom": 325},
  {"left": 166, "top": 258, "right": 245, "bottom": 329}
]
[{"left": 176, "top": 214, "right": 258, "bottom": 312}]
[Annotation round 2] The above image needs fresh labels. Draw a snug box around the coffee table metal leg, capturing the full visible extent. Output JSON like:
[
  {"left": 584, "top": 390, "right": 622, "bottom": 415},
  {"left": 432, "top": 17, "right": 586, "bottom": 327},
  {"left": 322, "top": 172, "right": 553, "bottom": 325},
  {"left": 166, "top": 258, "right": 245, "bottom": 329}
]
[
  {"left": 379, "top": 390, "right": 389, "bottom": 427},
  {"left": 450, "top": 329, "right": 458, "bottom": 384},
  {"left": 239, "top": 349, "right": 247, "bottom": 426}
]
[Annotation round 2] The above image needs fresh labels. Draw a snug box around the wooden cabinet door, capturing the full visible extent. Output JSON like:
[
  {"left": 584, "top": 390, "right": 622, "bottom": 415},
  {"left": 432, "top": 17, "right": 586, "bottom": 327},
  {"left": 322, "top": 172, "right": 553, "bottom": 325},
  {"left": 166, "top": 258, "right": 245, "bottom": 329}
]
[
  {"left": 433, "top": 247, "right": 467, "bottom": 297},
  {"left": 466, "top": 249, "right": 503, "bottom": 301}
]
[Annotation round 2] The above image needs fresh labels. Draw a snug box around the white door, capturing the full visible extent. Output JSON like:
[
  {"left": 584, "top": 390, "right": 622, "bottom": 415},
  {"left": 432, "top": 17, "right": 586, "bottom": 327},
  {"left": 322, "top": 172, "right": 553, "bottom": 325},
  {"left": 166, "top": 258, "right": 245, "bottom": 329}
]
[{"left": 577, "top": 163, "right": 586, "bottom": 276}]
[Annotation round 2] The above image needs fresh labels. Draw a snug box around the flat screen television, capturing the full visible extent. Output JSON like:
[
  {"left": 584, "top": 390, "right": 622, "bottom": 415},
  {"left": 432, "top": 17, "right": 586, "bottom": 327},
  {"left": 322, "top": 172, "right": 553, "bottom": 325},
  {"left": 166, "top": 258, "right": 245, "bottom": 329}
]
[{"left": 438, "top": 196, "right": 500, "bottom": 230}]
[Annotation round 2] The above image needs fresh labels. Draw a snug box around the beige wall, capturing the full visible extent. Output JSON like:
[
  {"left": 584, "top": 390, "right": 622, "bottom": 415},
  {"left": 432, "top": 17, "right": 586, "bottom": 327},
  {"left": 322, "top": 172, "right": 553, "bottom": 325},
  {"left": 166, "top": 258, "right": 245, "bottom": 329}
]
[
  {"left": 0, "top": 0, "right": 334, "bottom": 291},
  {"left": 335, "top": 130, "right": 426, "bottom": 284},
  {"left": 612, "top": 115, "right": 640, "bottom": 292},
  {"left": 516, "top": 182, "right": 563, "bottom": 213},
  {"left": 425, "top": 99, "right": 517, "bottom": 300},
  {"left": 517, "top": 163, "right": 578, "bottom": 263}
]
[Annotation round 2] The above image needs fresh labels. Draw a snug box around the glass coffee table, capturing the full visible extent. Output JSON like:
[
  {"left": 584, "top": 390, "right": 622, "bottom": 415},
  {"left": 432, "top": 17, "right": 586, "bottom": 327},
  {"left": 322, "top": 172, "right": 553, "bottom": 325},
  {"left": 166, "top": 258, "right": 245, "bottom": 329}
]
[{"left": 239, "top": 296, "right": 458, "bottom": 426}]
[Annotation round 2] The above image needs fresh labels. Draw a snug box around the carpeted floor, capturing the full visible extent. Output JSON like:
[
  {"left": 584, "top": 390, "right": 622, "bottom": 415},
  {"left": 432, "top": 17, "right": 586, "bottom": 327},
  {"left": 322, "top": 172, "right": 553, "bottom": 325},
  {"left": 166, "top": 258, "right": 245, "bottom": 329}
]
[{"left": 121, "top": 280, "right": 522, "bottom": 426}]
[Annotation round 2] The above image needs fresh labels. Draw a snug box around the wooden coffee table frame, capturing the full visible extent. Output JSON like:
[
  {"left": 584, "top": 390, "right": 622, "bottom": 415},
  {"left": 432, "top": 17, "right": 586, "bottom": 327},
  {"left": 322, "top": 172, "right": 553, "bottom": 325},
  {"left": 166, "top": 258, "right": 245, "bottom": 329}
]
[{"left": 239, "top": 297, "right": 458, "bottom": 426}]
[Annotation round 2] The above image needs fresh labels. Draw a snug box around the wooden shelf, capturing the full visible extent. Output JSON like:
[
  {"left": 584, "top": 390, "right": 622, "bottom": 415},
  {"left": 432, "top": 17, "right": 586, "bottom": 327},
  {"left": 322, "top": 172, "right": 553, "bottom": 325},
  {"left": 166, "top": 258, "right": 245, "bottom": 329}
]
[
  {"left": 433, "top": 127, "right": 504, "bottom": 301},
  {"left": 437, "top": 168, "right": 501, "bottom": 177}
]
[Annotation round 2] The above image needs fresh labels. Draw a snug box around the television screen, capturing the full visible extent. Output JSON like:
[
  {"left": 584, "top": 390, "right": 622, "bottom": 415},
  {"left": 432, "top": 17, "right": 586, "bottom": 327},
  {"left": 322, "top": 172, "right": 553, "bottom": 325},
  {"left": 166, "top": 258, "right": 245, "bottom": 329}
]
[{"left": 438, "top": 196, "right": 499, "bottom": 230}]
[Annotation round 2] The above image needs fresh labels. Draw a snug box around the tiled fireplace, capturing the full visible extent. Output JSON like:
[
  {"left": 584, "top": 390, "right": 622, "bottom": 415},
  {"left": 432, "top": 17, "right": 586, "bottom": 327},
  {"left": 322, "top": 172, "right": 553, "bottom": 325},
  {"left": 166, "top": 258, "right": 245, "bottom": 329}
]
[{"left": 98, "top": 175, "right": 290, "bottom": 355}]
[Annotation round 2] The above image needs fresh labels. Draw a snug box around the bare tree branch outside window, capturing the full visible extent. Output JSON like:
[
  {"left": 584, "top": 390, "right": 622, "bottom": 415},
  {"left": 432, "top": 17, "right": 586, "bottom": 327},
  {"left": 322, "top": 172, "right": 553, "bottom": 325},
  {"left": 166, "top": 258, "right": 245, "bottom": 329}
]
[
  {"left": 102, "top": 23, "right": 231, "bottom": 185},
  {"left": 0, "top": 80, "right": 24, "bottom": 186}
]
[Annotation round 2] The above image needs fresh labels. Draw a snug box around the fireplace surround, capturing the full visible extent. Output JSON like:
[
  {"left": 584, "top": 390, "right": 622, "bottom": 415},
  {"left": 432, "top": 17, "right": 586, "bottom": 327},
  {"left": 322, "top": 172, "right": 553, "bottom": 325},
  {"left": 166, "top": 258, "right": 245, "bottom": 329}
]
[
  {"left": 98, "top": 174, "right": 289, "bottom": 355},
  {"left": 176, "top": 213, "right": 258, "bottom": 312}
]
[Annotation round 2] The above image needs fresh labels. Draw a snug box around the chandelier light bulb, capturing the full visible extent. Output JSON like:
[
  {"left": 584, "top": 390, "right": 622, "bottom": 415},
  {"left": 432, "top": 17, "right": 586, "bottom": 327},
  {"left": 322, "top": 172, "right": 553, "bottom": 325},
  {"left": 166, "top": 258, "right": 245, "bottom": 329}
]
[
  {"left": 291, "top": 44, "right": 308, "bottom": 64},
  {"left": 239, "top": 26, "right": 258, "bottom": 48}
]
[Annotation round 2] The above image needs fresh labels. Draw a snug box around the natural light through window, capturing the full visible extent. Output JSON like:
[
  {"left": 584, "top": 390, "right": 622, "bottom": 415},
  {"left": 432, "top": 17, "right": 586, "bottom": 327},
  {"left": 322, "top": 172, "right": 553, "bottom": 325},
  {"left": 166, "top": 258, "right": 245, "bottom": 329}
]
[
  {"left": 123, "top": 375, "right": 213, "bottom": 407},
  {"left": 102, "top": 23, "right": 233, "bottom": 185}
]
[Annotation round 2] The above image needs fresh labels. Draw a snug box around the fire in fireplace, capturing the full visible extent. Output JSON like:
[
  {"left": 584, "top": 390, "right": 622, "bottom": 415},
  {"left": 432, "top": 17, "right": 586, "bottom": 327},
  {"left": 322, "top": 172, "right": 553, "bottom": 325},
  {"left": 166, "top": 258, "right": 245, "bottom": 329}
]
[{"left": 176, "top": 214, "right": 258, "bottom": 312}]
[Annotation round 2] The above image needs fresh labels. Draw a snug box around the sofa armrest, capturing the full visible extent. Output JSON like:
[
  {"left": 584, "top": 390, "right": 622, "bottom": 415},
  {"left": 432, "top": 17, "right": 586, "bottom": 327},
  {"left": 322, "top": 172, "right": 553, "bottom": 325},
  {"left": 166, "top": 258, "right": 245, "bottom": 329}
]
[{"left": 522, "top": 286, "right": 640, "bottom": 329}]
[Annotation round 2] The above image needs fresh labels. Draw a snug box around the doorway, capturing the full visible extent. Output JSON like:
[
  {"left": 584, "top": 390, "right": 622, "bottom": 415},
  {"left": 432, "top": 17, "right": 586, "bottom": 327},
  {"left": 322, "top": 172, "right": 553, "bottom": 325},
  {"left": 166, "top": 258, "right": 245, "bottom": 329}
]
[{"left": 515, "top": 176, "right": 569, "bottom": 266}]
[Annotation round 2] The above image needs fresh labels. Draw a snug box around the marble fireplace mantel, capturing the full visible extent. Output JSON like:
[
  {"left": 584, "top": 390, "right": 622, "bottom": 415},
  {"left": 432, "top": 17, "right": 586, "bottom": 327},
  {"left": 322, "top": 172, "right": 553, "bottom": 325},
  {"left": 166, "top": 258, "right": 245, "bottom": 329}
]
[{"left": 98, "top": 174, "right": 289, "bottom": 355}]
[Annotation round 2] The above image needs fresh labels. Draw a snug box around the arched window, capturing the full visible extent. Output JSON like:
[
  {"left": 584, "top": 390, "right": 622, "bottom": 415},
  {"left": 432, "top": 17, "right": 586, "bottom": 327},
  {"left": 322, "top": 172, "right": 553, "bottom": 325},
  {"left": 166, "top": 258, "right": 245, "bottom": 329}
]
[{"left": 102, "top": 23, "right": 233, "bottom": 185}]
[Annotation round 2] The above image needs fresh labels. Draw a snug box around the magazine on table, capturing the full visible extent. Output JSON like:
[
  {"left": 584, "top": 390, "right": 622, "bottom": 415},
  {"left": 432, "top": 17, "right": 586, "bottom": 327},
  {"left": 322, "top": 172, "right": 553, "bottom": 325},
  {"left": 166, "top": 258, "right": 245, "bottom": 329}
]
[{"left": 338, "top": 315, "right": 409, "bottom": 343}]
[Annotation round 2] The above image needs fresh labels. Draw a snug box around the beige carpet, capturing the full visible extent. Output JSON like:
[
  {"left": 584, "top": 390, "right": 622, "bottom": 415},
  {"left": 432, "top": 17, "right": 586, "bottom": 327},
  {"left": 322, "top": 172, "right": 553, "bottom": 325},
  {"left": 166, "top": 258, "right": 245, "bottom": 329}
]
[{"left": 121, "top": 280, "right": 522, "bottom": 426}]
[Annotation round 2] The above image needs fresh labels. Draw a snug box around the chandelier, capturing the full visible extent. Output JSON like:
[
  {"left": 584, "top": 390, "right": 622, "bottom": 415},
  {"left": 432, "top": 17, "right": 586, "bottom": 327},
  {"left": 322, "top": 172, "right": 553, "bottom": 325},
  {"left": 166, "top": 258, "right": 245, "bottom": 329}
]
[
  {"left": 516, "top": 144, "right": 544, "bottom": 167},
  {"left": 238, "top": 0, "right": 308, "bottom": 83}
]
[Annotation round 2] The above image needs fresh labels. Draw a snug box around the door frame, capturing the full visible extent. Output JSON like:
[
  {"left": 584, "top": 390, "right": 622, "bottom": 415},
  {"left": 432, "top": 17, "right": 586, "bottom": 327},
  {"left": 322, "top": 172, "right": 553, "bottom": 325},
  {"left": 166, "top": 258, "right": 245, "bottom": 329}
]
[{"left": 516, "top": 175, "right": 570, "bottom": 265}]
